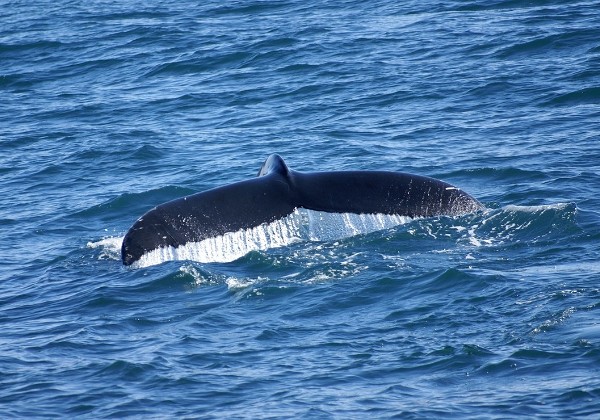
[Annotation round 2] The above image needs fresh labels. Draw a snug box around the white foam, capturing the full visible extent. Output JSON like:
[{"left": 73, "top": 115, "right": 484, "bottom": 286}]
[
  {"left": 87, "top": 236, "right": 123, "bottom": 261},
  {"left": 87, "top": 236, "right": 122, "bottom": 249},
  {"left": 132, "top": 208, "right": 413, "bottom": 268},
  {"left": 503, "top": 203, "right": 572, "bottom": 213}
]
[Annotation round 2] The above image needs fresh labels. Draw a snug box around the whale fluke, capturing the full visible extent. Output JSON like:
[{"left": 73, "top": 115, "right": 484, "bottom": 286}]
[{"left": 121, "top": 154, "right": 481, "bottom": 266}]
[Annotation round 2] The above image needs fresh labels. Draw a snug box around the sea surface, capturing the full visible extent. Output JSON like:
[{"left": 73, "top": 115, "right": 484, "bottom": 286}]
[{"left": 2, "top": 0, "right": 600, "bottom": 417}]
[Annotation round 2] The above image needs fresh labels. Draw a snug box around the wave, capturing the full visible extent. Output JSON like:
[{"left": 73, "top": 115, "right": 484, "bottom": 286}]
[
  {"left": 543, "top": 87, "right": 600, "bottom": 106},
  {"left": 87, "top": 236, "right": 123, "bottom": 261},
  {"left": 467, "top": 202, "right": 578, "bottom": 245},
  {"left": 75, "top": 186, "right": 194, "bottom": 219}
]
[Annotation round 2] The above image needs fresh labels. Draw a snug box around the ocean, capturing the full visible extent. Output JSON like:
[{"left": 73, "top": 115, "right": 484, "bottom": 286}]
[{"left": 1, "top": 0, "right": 600, "bottom": 417}]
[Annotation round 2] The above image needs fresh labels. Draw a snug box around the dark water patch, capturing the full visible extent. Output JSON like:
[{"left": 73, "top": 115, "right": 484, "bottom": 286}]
[
  {"left": 146, "top": 50, "right": 256, "bottom": 78},
  {"left": 206, "top": 1, "right": 296, "bottom": 17},
  {"left": 383, "top": 300, "right": 448, "bottom": 324},
  {"left": 74, "top": 186, "right": 193, "bottom": 220},
  {"left": 0, "top": 217, "right": 18, "bottom": 226},
  {"left": 0, "top": 73, "right": 33, "bottom": 89},
  {"left": 543, "top": 86, "right": 600, "bottom": 106},
  {"left": 96, "top": 359, "right": 153, "bottom": 381},
  {"left": 60, "top": 57, "right": 129, "bottom": 75},
  {"left": 255, "top": 327, "right": 295, "bottom": 342},
  {"left": 251, "top": 36, "right": 299, "bottom": 50},
  {"left": 452, "top": 0, "right": 557, "bottom": 12},
  {"left": 567, "top": 59, "right": 600, "bottom": 82},
  {"left": 0, "top": 39, "right": 64, "bottom": 55},
  {"left": 476, "top": 357, "right": 519, "bottom": 376},
  {"left": 553, "top": 388, "right": 600, "bottom": 417},
  {"left": 129, "top": 144, "right": 166, "bottom": 160},
  {"left": 495, "top": 28, "right": 599, "bottom": 59},
  {"left": 462, "top": 80, "right": 518, "bottom": 99},
  {"left": 27, "top": 163, "right": 65, "bottom": 179},
  {"left": 512, "top": 348, "right": 573, "bottom": 361},
  {"left": 145, "top": 61, "right": 211, "bottom": 78},
  {"left": 276, "top": 62, "right": 321, "bottom": 73},
  {"left": 452, "top": 167, "right": 550, "bottom": 183},
  {"left": 88, "top": 9, "right": 175, "bottom": 22},
  {"left": 410, "top": 267, "right": 494, "bottom": 297},
  {"left": 113, "top": 129, "right": 165, "bottom": 143},
  {"left": 65, "top": 147, "right": 122, "bottom": 163}
]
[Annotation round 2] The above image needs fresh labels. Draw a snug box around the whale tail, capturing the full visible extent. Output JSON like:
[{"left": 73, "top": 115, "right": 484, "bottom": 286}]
[{"left": 121, "top": 154, "right": 482, "bottom": 266}]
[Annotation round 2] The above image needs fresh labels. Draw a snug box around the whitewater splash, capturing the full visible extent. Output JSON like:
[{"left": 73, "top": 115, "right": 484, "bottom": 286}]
[
  {"left": 86, "top": 236, "right": 123, "bottom": 261},
  {"left": 131, "top": 208, "right": 412, "bottom": 268}
]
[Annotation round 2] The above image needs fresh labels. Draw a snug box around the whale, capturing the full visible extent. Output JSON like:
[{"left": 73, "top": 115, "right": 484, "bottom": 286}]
[{"left": 121, "top": 154, "right": 482, "bottom": 266}]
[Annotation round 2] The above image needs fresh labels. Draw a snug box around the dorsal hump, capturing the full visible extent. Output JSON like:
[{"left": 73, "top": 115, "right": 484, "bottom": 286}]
[{"left": 257, "top": 154, "right": 290, "bottom": 178}]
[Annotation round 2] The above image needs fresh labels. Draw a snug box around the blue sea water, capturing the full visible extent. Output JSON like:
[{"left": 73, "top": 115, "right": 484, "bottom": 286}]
[{"left": 1, "top": 0, "right": 600, "bottom": 417}]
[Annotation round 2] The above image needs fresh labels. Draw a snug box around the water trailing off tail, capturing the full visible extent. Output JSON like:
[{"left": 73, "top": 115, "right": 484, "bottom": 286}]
[{"left": 121, "top": 154, "right": 482, "bottom": 267}]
